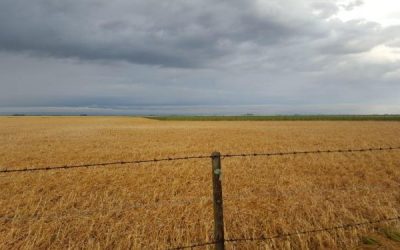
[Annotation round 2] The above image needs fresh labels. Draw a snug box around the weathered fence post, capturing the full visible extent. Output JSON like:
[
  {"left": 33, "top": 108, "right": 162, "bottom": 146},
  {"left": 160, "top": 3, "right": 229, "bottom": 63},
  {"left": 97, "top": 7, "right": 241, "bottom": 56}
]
[{"left": 211, "top": 152, "right": 225, "bottom": 250}]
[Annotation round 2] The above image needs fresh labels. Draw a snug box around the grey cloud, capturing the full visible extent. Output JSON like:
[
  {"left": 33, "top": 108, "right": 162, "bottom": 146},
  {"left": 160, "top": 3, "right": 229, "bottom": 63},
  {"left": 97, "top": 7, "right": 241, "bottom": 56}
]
[
  {"left": 311, "top": 2, "right": 340, "bottom": 18},
  {"left": 341, "top": 0, "right": 364, "bottom": 11},
  {"left": 0, "top": 0, "right": 345, "bottom": 68},
  {"left": 0, "top": 0, "right": 396, "bottom": 71},
  {"left": 316, "top": 20, "right": 384, "bottom": 55},
  {"left": 0, "top": 0, "right": 399, "bottom": 114}
]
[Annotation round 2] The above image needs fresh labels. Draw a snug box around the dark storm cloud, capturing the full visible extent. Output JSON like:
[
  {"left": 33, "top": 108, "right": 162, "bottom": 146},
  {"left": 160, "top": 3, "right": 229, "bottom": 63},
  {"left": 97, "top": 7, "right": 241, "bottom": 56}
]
[
  {"left": 0, "top": 0, "right": 399, "bottom": 114},
  {"left": 2, "top": 0, "right": 397, "bottom": 70},
  {"left": 0, "top": 0, "right": 355, "bottom": 68}
]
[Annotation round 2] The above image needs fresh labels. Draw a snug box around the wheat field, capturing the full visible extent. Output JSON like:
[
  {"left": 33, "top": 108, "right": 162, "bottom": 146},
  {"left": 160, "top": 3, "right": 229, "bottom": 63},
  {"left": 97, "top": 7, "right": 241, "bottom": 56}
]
[{"left": 0, "top": 116, "right": 400, "bottom": 249}]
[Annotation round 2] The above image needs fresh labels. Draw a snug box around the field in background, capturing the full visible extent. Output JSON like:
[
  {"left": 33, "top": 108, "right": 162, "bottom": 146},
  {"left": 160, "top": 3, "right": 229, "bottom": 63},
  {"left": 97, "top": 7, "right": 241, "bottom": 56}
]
[
  {"left": 1, "top": 116, "right": 400, "bottom": 249},
  {"left": 147, "top": 115, "right": 400, "bottom": 121}
]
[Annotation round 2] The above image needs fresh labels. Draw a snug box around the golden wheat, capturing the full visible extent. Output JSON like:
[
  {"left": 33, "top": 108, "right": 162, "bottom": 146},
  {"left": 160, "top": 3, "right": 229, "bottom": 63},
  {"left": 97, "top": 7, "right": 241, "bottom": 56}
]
[{"left": 0, "top": 117, "right": 399, "bottom": 249}]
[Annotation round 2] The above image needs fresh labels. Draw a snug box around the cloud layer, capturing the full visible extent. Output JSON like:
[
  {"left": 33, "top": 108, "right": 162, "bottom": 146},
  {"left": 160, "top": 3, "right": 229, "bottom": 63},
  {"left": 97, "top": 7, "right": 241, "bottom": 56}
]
[{"left": 0, "top": 0, "right": 399, "bottom": 114}]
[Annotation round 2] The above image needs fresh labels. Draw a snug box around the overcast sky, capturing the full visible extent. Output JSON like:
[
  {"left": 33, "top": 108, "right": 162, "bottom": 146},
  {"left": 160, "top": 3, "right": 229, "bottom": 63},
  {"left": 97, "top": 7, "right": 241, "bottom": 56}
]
[{"left": 0, "top": 0, "right": 400, "bottom": 115}]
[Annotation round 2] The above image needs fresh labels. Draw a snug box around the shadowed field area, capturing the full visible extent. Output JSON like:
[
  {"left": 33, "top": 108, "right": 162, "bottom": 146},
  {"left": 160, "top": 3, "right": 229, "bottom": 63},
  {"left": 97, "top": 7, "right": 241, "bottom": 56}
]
[{"left": 0, "top": 117, "right": 400, "bottom": 249}]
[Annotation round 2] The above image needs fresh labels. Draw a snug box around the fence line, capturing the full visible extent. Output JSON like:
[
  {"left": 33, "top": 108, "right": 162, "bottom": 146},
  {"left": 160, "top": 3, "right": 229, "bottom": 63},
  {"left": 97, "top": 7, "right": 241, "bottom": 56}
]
[
  {"left": 0, "top": 155, "right": 210, "bottom": 174},
  {"left": 1, "top": 146, "right": 399, "bottom": 174},
  {"left": 169, "top": 216, "right": 400, "bottom": 249},
  {"left": 1, "top": 145, "right": 400, "bottom": 249},
  {"left": 220, "top": 146, "right": 400, "bottom": 158}
]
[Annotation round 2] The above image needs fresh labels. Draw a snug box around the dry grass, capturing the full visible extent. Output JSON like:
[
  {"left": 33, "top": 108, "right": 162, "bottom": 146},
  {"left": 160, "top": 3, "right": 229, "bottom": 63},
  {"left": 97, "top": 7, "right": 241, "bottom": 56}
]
[{"left": 0, "top": 116, "right": 400, "bottom": 249}]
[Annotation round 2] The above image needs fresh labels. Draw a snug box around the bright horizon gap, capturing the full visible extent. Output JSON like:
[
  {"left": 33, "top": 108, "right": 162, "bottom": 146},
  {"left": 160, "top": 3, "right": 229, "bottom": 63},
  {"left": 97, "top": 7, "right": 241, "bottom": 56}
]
[{"left": 0, "top": 104, "right": 399, "bottom": 116}]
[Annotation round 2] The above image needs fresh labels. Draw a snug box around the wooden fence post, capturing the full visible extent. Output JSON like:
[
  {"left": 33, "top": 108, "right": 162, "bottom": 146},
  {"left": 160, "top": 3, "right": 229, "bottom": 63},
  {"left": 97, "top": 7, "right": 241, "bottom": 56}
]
[{"left": 211, "top": 152, "right": 225, "bottom": 250}]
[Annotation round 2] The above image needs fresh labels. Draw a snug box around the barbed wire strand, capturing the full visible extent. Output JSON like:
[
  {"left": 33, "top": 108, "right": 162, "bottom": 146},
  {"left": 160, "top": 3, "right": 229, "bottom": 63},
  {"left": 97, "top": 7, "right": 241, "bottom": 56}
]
[
  {"left": 169, "top": 216, "right": 400, "bottom": 249},
  {"left": 0, "top": 155, "right": 211, "bottom": 174},
  {"left": 221, "top": 146, "right": 400, "bottom": 159},
  {"left": 1, "top": 146, "right": 399, "bottom": 174}
]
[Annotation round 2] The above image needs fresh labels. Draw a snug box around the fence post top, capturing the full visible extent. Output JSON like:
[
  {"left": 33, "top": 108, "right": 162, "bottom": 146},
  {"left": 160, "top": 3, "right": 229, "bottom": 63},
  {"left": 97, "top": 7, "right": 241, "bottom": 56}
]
[{"left": 211, "top": 152, "right": 221, "bottom": 157}]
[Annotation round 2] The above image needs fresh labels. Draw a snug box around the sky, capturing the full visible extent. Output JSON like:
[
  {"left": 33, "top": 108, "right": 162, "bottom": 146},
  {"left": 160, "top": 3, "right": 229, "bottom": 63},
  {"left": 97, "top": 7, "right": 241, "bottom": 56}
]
[{"left": 0, "top": 0, "right": 399, "bottom": 115}]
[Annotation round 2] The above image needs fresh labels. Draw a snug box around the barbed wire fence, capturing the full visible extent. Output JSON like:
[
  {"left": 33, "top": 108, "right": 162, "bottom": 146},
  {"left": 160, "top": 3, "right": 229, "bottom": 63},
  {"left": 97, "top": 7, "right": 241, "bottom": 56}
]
[
  {"left": 168, "top": 216, "right": 400, "bottom": 250},
  {"left": 1, "top": 146, "right": 400, "bottom": 249},
  {"left": 1, "top": 146, "right": 399, "bottom": 174}
]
